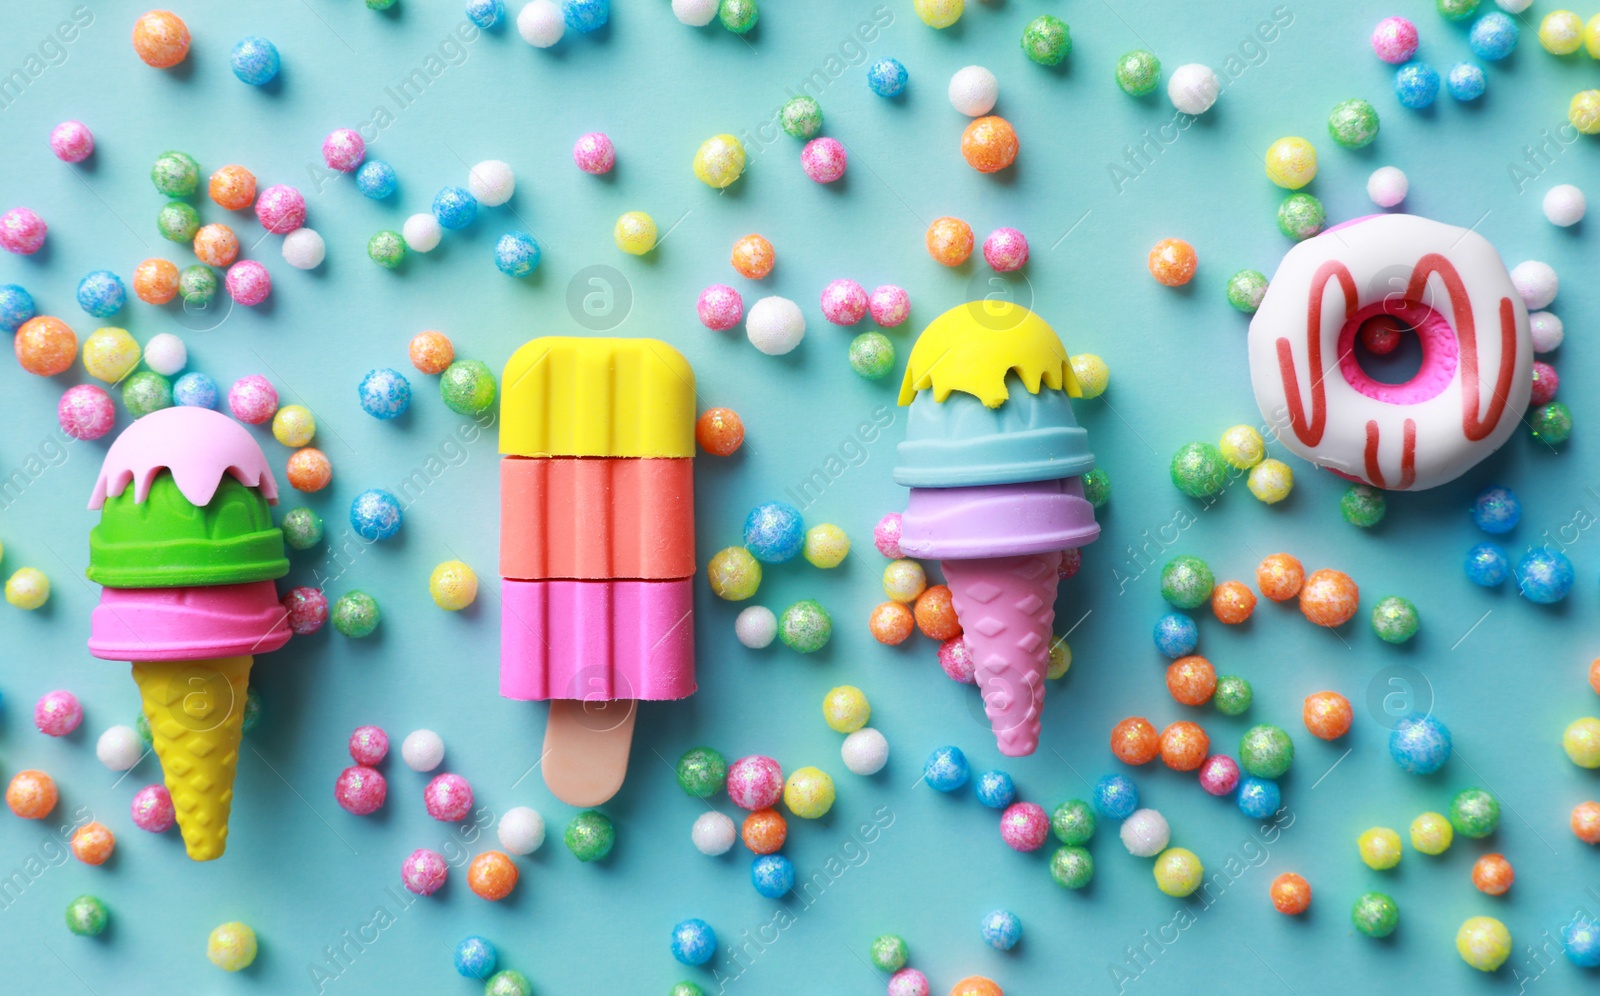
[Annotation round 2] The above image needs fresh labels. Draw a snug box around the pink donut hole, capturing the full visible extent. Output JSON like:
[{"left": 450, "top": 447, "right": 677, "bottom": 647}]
[
  {"left": 697, "top": 284, "right": 743, "bottom": 331},
  {"left": 58, "top": 384, "right": 117, "bottom": 441},
  {"left": 1198, "top": 754, "right": 1240, "bottom": 796},
  {"left": 255, "top": 184, "right": 307, "bottom": 234},
  {"left": 573, "top": 132, "right": 616, "bottom": 174},
  {"left": 349, "top": 725, "right": 390, "bottom": 766},
  {"left": 49, "top": 120, "right": 95, "bottom": 163},
  {"left": 888, "top": 968, "right": 931, "bottom": 996},
  {"left": 401, "top": 848, "right": 449, "bottom": 895},
  {"left": 726, "top": 755, "right": 784, "bottom": 810},
  {"left": 322, "top": 128, "right": 366, "bottom": 172},
  {"left": 1371, "top": 16, "right": 1418, "bottom": 64},
  {"left": 424, "top": 772, "right": 474, "bottom": 821},
  {"left": 820, "top": 278, "right": 868, "bottom": 325},
  {"left": 131, "top": 784, "right": 176, "bottom": 833},
  {"left": 869, "top": 285, "right": 910, "bottom": 327},
  {"left": 225, "top": 260, "right": 272, "bottom": 306},
  {"left": 999, "top": 801, "right": 1051, "bottom": 852},
  {"left": 335, "top": 765, "right": 388, "bottom": 815},
  {"left": 938, "top": 636, "right": 977, "bottom": 684},
  {"left": 983, "top": 227, "right": 1030, "bottom": 272},
  {"left": 873, "top": 511, "right": 905, "bottom": 558},
  {"left": 0, "top": 207, "right": 48, "bottom": 254},
  {"left": 801, "top": 137, "right": 847, "bottom": 183},
  {"left": 34, "top": 690, "right": 84, "bottom": 737},
  {"left": 228, "top": 374, "right": 279, "bottom": 424},
  {"left": 1530, "top": 360, "right": 1559, "bottom": 406}
]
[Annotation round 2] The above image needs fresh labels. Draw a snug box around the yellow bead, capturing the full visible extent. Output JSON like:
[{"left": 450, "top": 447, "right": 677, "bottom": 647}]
[
  {"left": 1047, "top": 639, "right": 1071, "bottom": 679},
  {"left": 1247, "top": 458, "right": 1294, "bottom": 503},
  {"left": 1587, "top": 14, "right": 1600, "bottom": 58},
  {"left": 782, "top": 766, "right": 836, "bottom": 818},
  {"left": 1358, "top": 827, "right": 1403, "bottom": 870},
  {"left": 692, "top": 134, "right": 746, "bottom": 188},
  {"left": 428, "top": 560, "right": 478, "bottom": 611},
  {"left": 1409, "top": 811, "right": 1453, "bottom": 855},
  {"left": 708, "top": 546, "right": 761, "bottom": 600},
  {"left": 1069, "top": 354, "right": 1109, "bottom": 399},
  {"left": 81, "top": 327, "right": 140, "bottom": 383},
  {"left": 1219, "top": 424, "right": 1266, "bottom": 469},
  {"left": 207, "top": 921, "right": 259, "bottom": 972},
  {"left": 1153, "top": 847, "right": 1204, "bottom": 896},
  {"left": 1571, "top": 90, "right": 1600, "bottom": 134},
  {"left": 271, "top": 404, "right": 316, "bottom": 447},
  {"left": 1564, "top": 717, "right": 1600, "bottom": 768},
  {"left": 613, "top": 211, "right": 657, "bottom": 255},
  {"left": 822, "top": 685, "right": 870, "bottom": 733},
  {"left": 803, "top": 524, "right": 850, "bottom": 568},
  {"left": 1456, "top": 916, "right": 1512, "bottom": 972},
  {"left": 5, "top": 567, "right": 49, "bottom": 610},
  {"left": 914, "top": 0, "right": 964, "bottom": 28},
  {"left": 1264, "top": 137, "right": 1318, "bottom": 190},
  {"left": 1541, "top": 11, "right": 1584, "bottom": 54},
  {"left": 882, "top": 559, "right": 927, "bottom": 603}
]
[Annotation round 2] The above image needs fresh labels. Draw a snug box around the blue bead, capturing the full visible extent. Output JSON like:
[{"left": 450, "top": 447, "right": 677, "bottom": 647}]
[
  {"left": 1470, "top": 485, "right": 1520, "bottom": 534},
  {"left": 358, "top": 368, "right": 412, "bottom": 419},
  {"left": 432, "top": 186, "right": 479, "bottom": 230},
  {"left": 867, "top": 58, "right": 908, "bottom": 97},
  {"left": 453, "top": 936, "right": 497, "bottom": 979},
  {"left": 1464, "top": 542, "right": 1509, "bottom": 586},
  {"left": 742, "top": 501, "right": 805, "bottom": 563},
  {"left": 173, "top": 372, "right": 218, "bottom": 409},
  {"left": 1394, "top": 62, "right": 1440, "bottom": 109},
  {"left": 1469, "top": 12, "right": 1518, "bottom": 61},
  {"left": 0, "top": 283, "right": 35, "bottom": 332},
  {"left": 750, "top": 855, "right": 795, "bottom": 898},
  {"left": 230, "top": 36, "right": 280, "bottom": 86},
  {"left": 1093, "top": 774, "right": 1138, "bottom": 819},
  {"left": 76, "top": 270, "right": 126, "bottom": 318},
  {"left": 1516, "top": 546, "right": 1574, "bottom": 603},
  {"left": 465, "top": 0, "right": 505, "bottom": 28},
  {"left": 1389, "top": 712, "right": 1452, "bottom": 774},
  {"left": 1152, "top": 613, "right": 1198, "bottom": 659},
  {"left": 1446, "top": 62, "right": 1486, "bottom": 102},
  {"left": 670, "top": 919, "right": 717, "bottom": 966},
  {"left": 1236, "top": 777, "right": 1280, "bottom": 819},
  {"left": 974, "top": 770, "right": 1016, "bottom": 809},
  {"left": 923, "top": 746, "right": 969, "bottom": 792},
  {"left": 980, "top": 909, "right": 1022, "bottom": 951},
  {"left": 495, "top": 232, "right": 541, "bottom": 277},
  {"left": 355, "top": 161, "right": 398, "bottom": 199},
  {"left": 563, "top": 0, "right": 609, "bottom": 33},
  {"left": 1564, "top": 914, "right": 1600, "bottom": 968},
  {"left": 350, "top": 489, "right": 403, "bottom": 541}
]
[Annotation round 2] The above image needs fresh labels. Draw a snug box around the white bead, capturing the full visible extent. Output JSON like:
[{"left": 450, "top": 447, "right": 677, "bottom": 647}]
[
  {"left": 497, "top": 806, "right": 546, "bottom": 854},
  {"left": 1167, "top": 64, "right": 1219, "bottom": 115},
  {"left": 1542, "top": 184, "right": 1586, "bottom": 227},
  {"left": 1366, "top": 166, "right": 1408, "bottom": 208},
  {"left": 1530, "top": 311, "right": 1564, "bottom": 353},
  {"left": 142, "top": 332, "right": 187, "bottom": 376},
  {"left": 401, "top": 729, "right": 445, "bottom": 772},
  {"left": 745, "top": 296, "right": 806, "bottom": 355},
  {"left": 1119, "top": 808, "right": 1171, "bottom": 857},
  {"left": 96, "top": 725, "right": 143, "bottom": 771},
  {"left": 467, "top": 159, "right": 516, "bottom": 207},
  {"left": 692, "top": 811, "right": 737, "bottom": 855},
  {"left": 281, "top": 227, "right": 326, "bottom": 270},
  {"left": 735, "top": 605, "right": 777, "bottom": 648},
  {"left": 517, "top": 0, "right": 565, "bottom": 47},
  {"left": 1495, "top": 0, "right": 1532, "bottom": 11},
  {"left": 672, "top": 0, "right": 719, "bottom": 26},
  {"left": 402, "top": 213, "right": 443, "bottom": 253},
  {"left": 841, "top": 728, "right": 890, "bottom": 776},
  {"left": 948, "top": 65, "right": 998, "bottom": 116},
  {"left": 1510, "top": 260, "right": 1558, "bottom": 310}
]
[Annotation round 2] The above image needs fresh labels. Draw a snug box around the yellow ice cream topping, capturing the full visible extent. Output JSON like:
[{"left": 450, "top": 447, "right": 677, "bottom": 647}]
[{"left": 897, "top": 301, "right": 1081, "bottom": 408}]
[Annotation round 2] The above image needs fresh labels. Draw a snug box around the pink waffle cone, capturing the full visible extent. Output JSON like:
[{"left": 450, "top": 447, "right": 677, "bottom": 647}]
[{"left": 941, "top": 551, "right": 1062, "bottom": 757}]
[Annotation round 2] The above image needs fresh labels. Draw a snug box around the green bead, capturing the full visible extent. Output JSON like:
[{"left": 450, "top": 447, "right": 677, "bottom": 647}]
[
  {"left": 1278, "top": 192, "right": 1326, "bottom": 241},
  {"left": 1049, "top": 845, "right": 1094, "bottom": 888},
  {"left": 1449, "top": 788, "right": 1500, "bottom": 839},
  {"left": 1170, "top": 442, "right": 1228, "bottom": 498},
  {"left": 848, "top": 331, "right": 895, "bottom": 380},
  {"left": 675, "top": 746, "right": 728, "bottom": 798},
  {"left": 1340, "top": 484, "right": 1386, "bottom": 527},
  {"left": 368, "top": 230, "right": 406, "bottom": 269},
  {"left": 1022, "top": 15, "right": 1071, "bottom": 66},
  {"left": 564, "top": 810, "right": 616, "bottom": 862},
  {"left": 1050, "top": 799, "right": 1095, "bottom": 845},
  {"left": 157, "top": 201, "right": 201, "bottom": 243},
  {"left": 1436, "top": 0, "right": 1479, "bottom": 21},
  {"left": 670, "top": 984, "right": 706, "bottom": 996},
  {"left": 780, "top": 96, "right": 823, "bottom": 139},
  {"left": 869, "top": 934, "right": 908, "bottom": 972},
  {"left": 135, "top": 712, "right": 152, "bottom": 747},
  {"left": 1530, "top": 402, "right": 1572, "bottom": 445},
  {"left": 121, "top": 371, "right": 173, "bottom": 420},
  {"left": 1352, "top": 892, "right": 1399, "bottom": 938},
  {"left": 1226, "top": 270, "right": 1269, "bottom": 313},
  {"left": 1371, "top": 595, "right": 1418, "bottom": 644},
  {"left": 367, "top": 0, "right": 398, "bottom": 8},
  {"left": 179, "top": 264, "right": 217, "bottom": 304},
  {"left": 151, "top": 150, "right": 199, "bottom": 197},
  {"left": 65, "top": 895, "right": 109, "bottom": 936},
  {"left": 1328, "top": 98, "right": 1380, "bottom": 149},
  {"left": 1114, "top": 50, "right": 1161, "bottom": 96},
  {"left": 332, "top": 590, "right": 381, "bottom": 638},
  {"left": 778, "top": 599, "right": 832, "bottom": 653},
  {"left": 1213, "top": 675, "right": 1253, "bottom": 716},
  {"left": 1160, "top": 555, "right": 1215, "bottom": 610},
  {"left": 282, "top": 507, "right": 324, "bottom": 550},
  {"left": 242, "top": 687, "right": 262, "bottom": 733},
  {"left": 484, "top": 969, "right": 534, "bottom": 996},
  {"left": 440, "top": 359, "right": 497, "bottom": 416},
  {"left": 1239, "top": 724, "right": 1294, "bottom": 778},
  {"left": 1081, "top": 468, "right": 1110, "bottom": 509},
  {"left": 719, "top": 0, "right": 758, "bottom": 34}
]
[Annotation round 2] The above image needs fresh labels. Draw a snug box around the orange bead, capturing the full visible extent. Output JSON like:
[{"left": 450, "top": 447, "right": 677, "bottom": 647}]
[
  {"left": 869, "top": 601, "right": 915, "bottom": 645},
  {"left": 1159, "top": 721, "right": 1209, "bottom": 771},
  {"left": 286, "top": 448, "right": 332, "bottom": 492},
  {"left": 1270, "top": 872, "right": 1311, "bottom": 914},
  {"left": 960, "top": 116, "right": 1019, "bottom": 173},
  {"left": 1148, "top": 238, "right": 1197, "bottom": 286},
  {"left": 133, "top": 258, "right": 180, "bottom": 304},
  {"left": 6, "top": 770, "right": 58, "bottom": 819},
  {"left": 409, "top": 331, "right": 455, "bottom": 375},
  {"left": 1572, "top": 801, "right": 1600, "bottom": 844},
  {"left": 1299, "top": 568, "right": 1359, "bottom": 627},
  {"left": 1302, "top": 691, "right": 1353, "bottom": 740},
  {"left": 1166, "top": 655, "right": 1217, "bottom": 706},
  {"left": 467, "top": 850, "right": 518, "bottom": 900},
  {"left": 731, "top": 234, "right": 775, "bottom": 279},
  {"left": 695, "top": 407, "right": 745, "bottom": 457},
  {"left": 1256, "top": 553, "right": 1305, "bottom": 602},
  {"left": 1590, "top": 657, "right": 1600, "bottom": 695},
  {"left": 949, "top": 977, "right": 1004, "bottom": 996},
  {"left": 925, "top": 216, "right": 974, "bottom": 267},
  {"left": 15, "top": 316, "right": 78, "bottom": 376},
  {"left": 913, "top": 585, "right": 961, "bottom": 641},
  {"left": 741, "top": 808, "right": 788, "bottom": 854},
  {"left": 133, "top": 10, "right": 190, "bottom": 69},
  {"left": 193, "top": 223, "right": 239, "bottom": 267},
  {"left": 1211, "top": 580, "right": 1257, "bottom": 624},
  {"left": 209, "top": 165, "right": 258, "bottom": 211},
  {"left": 1471, "top": 853, "right": 1514, "bottom": 896},
  {"left": 1110, "top": 717, "right": 1160, "bottom": 765},
  {"left": 71, "top": 821, "right": 116, "bottom": 865}
]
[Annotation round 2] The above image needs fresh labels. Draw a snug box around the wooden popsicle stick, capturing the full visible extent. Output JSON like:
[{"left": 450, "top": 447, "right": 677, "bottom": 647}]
[{"left": 542, "top": 700, "right": 637, "bottom": 807}]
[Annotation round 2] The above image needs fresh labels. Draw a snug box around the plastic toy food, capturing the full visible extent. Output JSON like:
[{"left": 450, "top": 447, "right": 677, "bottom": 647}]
[
  {"left": 85, "top": 407, "right": 291, "bottom": 861},
  {"left": 893, "top": 302, "right": 1100, "bottom": 756},
  {"left": 1248, "top": 214, "right": 1532, "bottom": 491},
  {"left": 499, "top": 337, "right": 697, "bottom": 806}
]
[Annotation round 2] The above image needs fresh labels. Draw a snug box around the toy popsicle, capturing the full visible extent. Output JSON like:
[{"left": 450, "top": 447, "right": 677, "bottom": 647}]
[
  {"left": 894, "top": 302, "right": 1100, "bottom": 756},
  {"left": 86, "top": 407, "right": 290, "bottom": 860},
  {"left": 499, "top": 337, "right": 697, "bottom": 806}
]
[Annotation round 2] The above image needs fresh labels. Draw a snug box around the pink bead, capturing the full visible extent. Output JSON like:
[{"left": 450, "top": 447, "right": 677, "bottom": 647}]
[
  {"left": 983, "top": 227, "right": 1029, "bottom": 272},
  {"left": 255, "top": 184, "right": 307, "bottom": 234},
  {"left": 1371, "top": 16, "right": 1418, "bottom": 64},
  {"left": 49, "top": 120, "right": 95, "bottom": 163},
  {"left": 335, "top": 765, "right": 388, "bottom": 815},
  {"left": 1530, "top": 361, "right": 1558, "bottom": 406},
  {"left": 800, "top": 137, "right": 847, "bottom": 184},
  {"left": 402, "top": 848, "right": 449, "bottom": 895},
  {"left": 938, "top": 636, "right": 977, "bottom": 684},
  {"left": 573, "top": 132, "right": 616, "bottom": 174},
  {"left": 131, "top": 784, "right": 176, "bottom": 833},
  {"left": 697, "top": 284, "right": 744, "bottom": 331},
  {"left": 0, "top": 207, "right": 48, "bottom": 254},
  {"left": 873, "top": 512, "right": 904, "bottom": 558},
  {"left": 225, "top": 260, "right": 272, "bottom": 306},
  {"left": 424, "top": 772, "right": 474, "bottom": 821},
  {"left": 322, "top": 128, "right": 366, "bottom": 172},
  {"left": 58, "top": 384, "right": 117, "bottom": 441},
  {"left": 820, "top": 279, "right": 869, "bottom": 325},
  {"left": 228, "top": 374, "right": 279, "bottom": 424},
  {"left": 280, "top": 586, "right": 328, "bottom": 635},
  {"left": 1058, "top": 547, "right": 1082, "bottom": 580},
  {"left": 868, "top": 285, "right": 910, "bottom": 327},
  {"left": 349, "top": 725, "right": 390, "bottom": 765},
  {"left": 1198, "top": 754, "right": 1241, "bottom": 796},
  {"left": 726, "top": 755, "right": 784, "bottom": 811},
  {"left": 888, "top": 968, "right": 931, "bottom": 996},
  {"left": 34, "top": 690, "right": 83, "bottom": 737},
  {"left": 999, "top": 801, "right": 1050, "bottom": 852}
]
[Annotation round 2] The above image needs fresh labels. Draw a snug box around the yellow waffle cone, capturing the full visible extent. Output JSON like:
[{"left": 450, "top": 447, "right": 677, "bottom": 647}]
[{"left": 130, "top": 655, "right": 252, "bottom": 861}]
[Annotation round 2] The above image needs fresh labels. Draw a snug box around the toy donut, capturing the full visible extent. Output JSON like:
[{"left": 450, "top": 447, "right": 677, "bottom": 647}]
[{"left": 1247, "top": 214, "right": 1532, "bottom": 491}]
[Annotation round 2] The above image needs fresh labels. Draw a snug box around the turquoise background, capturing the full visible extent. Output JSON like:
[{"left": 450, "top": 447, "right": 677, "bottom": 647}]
[{"left": 2, "top": 1, "right": 1599, "bottom": 992}]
